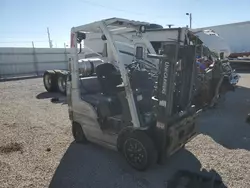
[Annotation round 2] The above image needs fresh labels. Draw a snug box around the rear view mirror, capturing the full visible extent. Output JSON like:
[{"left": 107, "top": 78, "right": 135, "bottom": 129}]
[
  {"left": 220, "top": 52, "right": 224, "bottom": 59},
  {"left": 136, "top": 46, "right": 143, "bottom": 60},
  {"left": 77, "top": 32, "right": 86, "bottom": 43}
]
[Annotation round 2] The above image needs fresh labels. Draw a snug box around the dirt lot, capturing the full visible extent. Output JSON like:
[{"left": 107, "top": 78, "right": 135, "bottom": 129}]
[{"left": 1, "top": 75, "right": 250, "bottom": 188}]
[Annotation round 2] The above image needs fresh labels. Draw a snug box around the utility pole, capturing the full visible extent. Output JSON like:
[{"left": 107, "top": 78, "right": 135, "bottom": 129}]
[
  {"left": 64, "top": 43, "right": 69, "bottom": 48},
  {"left": 47, "top": 27, "right": 53, "bottom": 48},
  {"left": 186, "top": 13, "right": 192, "bottom": 29}
]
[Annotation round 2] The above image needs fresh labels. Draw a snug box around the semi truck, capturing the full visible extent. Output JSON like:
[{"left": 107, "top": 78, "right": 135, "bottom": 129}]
[
  {"left": 43, "top": 22, "right": 164, "bottom": 95},
  {"left": 43, "top": 18, "right": 240, "bottom": 108}
]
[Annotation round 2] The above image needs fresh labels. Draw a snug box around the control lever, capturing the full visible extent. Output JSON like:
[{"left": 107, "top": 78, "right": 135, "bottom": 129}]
[{"left": 147, "top": 53, "right": 166, "bottom": 59}]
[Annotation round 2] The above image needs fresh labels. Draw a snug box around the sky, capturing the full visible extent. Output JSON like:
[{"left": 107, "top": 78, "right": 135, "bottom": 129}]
[{"left": 1, "top": 0, "right": 250, "bottom": 47}]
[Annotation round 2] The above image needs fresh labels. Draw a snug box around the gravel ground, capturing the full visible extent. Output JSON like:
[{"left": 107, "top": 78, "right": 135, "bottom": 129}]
[{"left": 1, "top": 75, "right": 250, "bottom": 188}]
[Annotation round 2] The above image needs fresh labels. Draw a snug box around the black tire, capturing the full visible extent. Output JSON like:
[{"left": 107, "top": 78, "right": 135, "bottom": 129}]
[
  {"left": 122, "top": 131, "right": 157, "bottom": 171},
  {"left": 57, "top": 73, "right": 67, "bottom": 95},
  {"left": 43, "top": 71, "right": 58, "bottom": 92},
  {"left": 117, "top": 127, "right": 133, "bottom": 152},
  {"left": 246, "top": 113, "right": 250, "bottom": 123},
  {"left": 72, "top": 122, "right": 88, "bottom": 144}
]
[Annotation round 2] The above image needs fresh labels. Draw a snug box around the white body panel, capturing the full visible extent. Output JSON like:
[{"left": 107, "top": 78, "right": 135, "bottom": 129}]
[
  {"left": 84, "top": 27, "right": 230, "bottom": 59},
  {"left": 70, "top": 87, "right": 118, "bottom": 150},
  {"left": 83, "top": 28, "right": 189, "bottom": 73}
]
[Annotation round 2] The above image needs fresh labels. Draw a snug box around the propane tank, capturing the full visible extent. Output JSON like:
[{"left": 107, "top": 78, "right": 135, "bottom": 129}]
[{"left": 78, "top": 58, "right": 104, "bottom": 76}]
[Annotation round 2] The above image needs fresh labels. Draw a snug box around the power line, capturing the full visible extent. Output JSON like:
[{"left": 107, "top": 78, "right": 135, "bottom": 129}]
[
  {"left": 79, "top": 0, "right": 167, "bottom": 19},
  {"left": 80, "top": 0, "right": 144, "bottom": 15},
  {"left": 0, "top": 41, "right": 48, "bottom": 43}
]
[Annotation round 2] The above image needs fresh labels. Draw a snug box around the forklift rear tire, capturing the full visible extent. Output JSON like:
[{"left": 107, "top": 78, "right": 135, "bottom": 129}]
[
  {"left": 72, "top": 122, "right": 88, "bottom": 144},
  {"left": 122, "top": 131, "right": 157, "bottom": 171},
  {"left": 43, "top": 71, "right": 58, "bottom": 92}
]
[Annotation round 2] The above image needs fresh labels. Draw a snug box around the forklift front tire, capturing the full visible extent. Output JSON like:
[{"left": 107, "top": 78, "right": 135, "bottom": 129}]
[
  {"left": 122, "top": 131, "right": 157, "bottom": 171},
  {"left": 72, "top": 122, "right": 88, "bottom": 144}
]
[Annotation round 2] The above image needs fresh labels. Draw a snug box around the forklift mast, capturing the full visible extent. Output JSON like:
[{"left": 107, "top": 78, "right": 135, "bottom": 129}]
[
  {"left": 156, "top": 43, "right": 196, "bottom": 119},
  {"left": 154, "top": 36, "right": 197, "bottom": 161}
]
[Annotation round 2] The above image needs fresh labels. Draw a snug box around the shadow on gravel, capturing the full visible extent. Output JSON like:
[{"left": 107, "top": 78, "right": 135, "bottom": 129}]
[
  {"left": 0, "top": 142, "right": 23, "bottom": 154},
  {"left": 49, "top": 142, "right": 226, "bottom": 188},
  {"left": 0, "top": 75, "right": 42, "bottom": 82},
  {"left": 168, "top": 169, "right": 227, "bottom": 188},
  {"left": 198, "top": 85, "right": 250, "bottom": 151},
  {"left": 36, "top": 92, "right": 67, "bottom": 104},
  {"left": 36, "top": 92, "right": 62, "bottom": 99}
]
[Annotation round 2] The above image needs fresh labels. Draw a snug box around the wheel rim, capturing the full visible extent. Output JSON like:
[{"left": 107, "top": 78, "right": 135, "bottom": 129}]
[
  {"left": 44, "top": 74, "right": 51, "bottom": 89},
  {"left": 58, "top": 76, "right": 66, "bottom": 93},
  {"left": 124, "top": 138, "right": 147, "bottom": 167}
]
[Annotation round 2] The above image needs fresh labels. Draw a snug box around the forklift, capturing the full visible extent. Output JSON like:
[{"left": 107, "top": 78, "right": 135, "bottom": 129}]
[{"left": 67, "top": 18, "right": 200, "bottom": 171}]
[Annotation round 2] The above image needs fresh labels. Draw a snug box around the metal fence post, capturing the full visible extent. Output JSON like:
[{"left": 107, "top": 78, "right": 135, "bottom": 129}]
[
  {"left": 32, "top": 41, "right": 39, "bottom": 76},
  {"left": 64, "top": 43, "right": 68, "bottom": 70}
]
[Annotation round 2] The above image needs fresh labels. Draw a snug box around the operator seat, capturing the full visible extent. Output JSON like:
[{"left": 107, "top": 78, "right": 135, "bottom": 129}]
[
  {"left": 96, "top": 63, "right": 123, "bottom": 95},
  {"left": 79, "top": 75, "right": 122, "bottom": 119}
]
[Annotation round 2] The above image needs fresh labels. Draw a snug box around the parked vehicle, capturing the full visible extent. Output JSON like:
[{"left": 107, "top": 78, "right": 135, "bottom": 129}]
[
  {"left": 43, "top": 69, "right": 68, "bottom": 94},
  {"left": 67, "top": 18, "right": 200, "bottom": 171}
]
